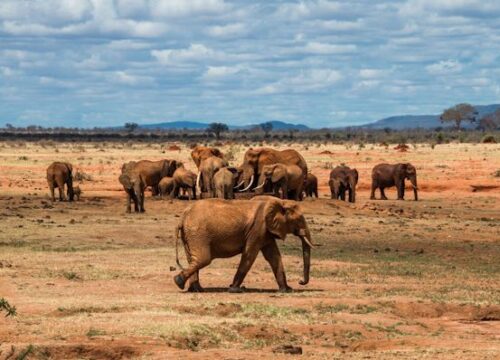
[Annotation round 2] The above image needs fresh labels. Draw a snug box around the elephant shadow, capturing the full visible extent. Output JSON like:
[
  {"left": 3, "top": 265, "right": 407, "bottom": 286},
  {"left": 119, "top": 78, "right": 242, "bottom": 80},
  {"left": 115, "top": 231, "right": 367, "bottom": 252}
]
[{"left": 194, "top": 287, "right": 324, "bottom": 294}]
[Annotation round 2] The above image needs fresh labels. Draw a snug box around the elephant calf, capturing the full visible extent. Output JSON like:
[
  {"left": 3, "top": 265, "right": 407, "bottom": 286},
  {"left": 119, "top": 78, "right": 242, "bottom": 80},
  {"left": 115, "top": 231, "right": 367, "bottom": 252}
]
[
  {"left": 172, "top": 165, "right": 197, "bottom": 200},
  {"left": 329, "top": 165, "right": 358, "bottom": 203},
  {"left": 304, "top": 173, "right": 318, "bottom": 198},
  {"left": 174, "top": 197, "right": 314, "bottom": 293},
  {"left": 213, "top": 167, "right": 237, "bottom": 199},
  {"left": 254, "top": 163, "right": 304, "bottom": 200},
  {"left": 47, "top": 162, "right": 75, "bottom": 202},
  {"left": 371, "top": 163, "right": 418, "bottom": 201},
  {"left": 158, "top": 177, "right": 174, "bottom": 198}
]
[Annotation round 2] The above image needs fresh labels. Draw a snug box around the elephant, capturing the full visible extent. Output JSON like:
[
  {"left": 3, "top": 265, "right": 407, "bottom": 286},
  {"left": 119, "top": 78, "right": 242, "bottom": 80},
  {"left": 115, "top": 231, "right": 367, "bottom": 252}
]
[
  {"left": 174, "top": 196, "right": 314, "bottom": 293},
  {"left": 119, "top": 161, "right": 146, "bottom": 213},
  {"left": 172, "top": 164, "right": 197, "bottom": 200},
  {"left": 191, "top": 145, "right": 224, "bottom": 169},
  {"left": 158, "top": 177, "right": 174, "bottom": 198},
  {"left": 197, "top": 156, "right": 228, "bottom": 198},
  {"left": 254, "top": 163, "right": 304, "bottom": 200},
  {"left": 370, "top": 163, "right": 418, "bottom": 201},
  {"left": 304, "top": 173, "right": 318, "bottom": 198},
  {"left": 73, "top": 186, "right": 82, "bottom": 201},
  {"left": 235, "top": 148, "right": 308, "bottom": 197},
  {"left": 213, "top": 167, "right": 238, "bottom": 199},
  {"left": 119, "top": 159, "right": 181, "bottom": 212},
  {"left": 329, "top": 165, "right": 358, "bottom": 203},
  {"left": 46, "top": 162, "right": 74, "bottom": 202}
]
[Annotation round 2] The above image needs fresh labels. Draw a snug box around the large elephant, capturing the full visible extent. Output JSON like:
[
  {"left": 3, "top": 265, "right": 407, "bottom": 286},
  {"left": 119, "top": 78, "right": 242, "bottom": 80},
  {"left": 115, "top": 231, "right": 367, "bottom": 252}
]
[
  {"left": 119, "top": 159, "right": 181, "bottom": 212},
  {"left": 46, "top": 162, "right": 74, "bottom": 202},
  {"left": 197, "top": 156, "right": 228, "bottom": 198},
  {"left": 191, "top": 145, "right": 224, "bottom": 169},
  {"left": 172, "top": 164, "right": 197, "bottom": 200},
  {"left": 304, "top": 173, "right": 318, "bottom": 198},
  {"left": 235, "top": 148, "right": 308, "bottom": 196},
  {"left": 254, "top": 163, "right": 304, "bottom": 200},
  {"left": 329, "top": 165, "right": 358, "bottom": 203},
  {"left": 213, "top": 167, "right": 237, "bottom": 199},
  {"left": 174, "top": 196, "right": 313, "bottom": 293},
  {"left": 370, "top": 163, "right": 418, "bottom": 201}
]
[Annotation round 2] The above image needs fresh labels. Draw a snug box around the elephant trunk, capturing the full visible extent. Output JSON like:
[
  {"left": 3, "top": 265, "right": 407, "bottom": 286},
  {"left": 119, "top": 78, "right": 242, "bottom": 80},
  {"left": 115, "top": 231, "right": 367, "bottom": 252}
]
[
  {"left": 298, "top": 231, "right": 312, "bottom": 286},
  {"left": 411, "top": 176, "right": 418, "bottom": 201}
]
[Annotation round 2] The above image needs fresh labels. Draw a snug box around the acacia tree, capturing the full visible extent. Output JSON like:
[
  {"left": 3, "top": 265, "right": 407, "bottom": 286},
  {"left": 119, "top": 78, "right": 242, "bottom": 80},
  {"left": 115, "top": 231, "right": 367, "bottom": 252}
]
[
  {"left": 478, "top": 109, "right": 500, "bottom": 131},
  {"left": 260, "top": 122, "right": 273, "bottom": 138},
  {"left": 439, "top": 103, "right": 477, "bottom": 130},
  {"left": 207, "top": 122, "right": 229, "bottom": 140},
  {"left": 124, "top": 122, "right": 139, "bottom": 133}
]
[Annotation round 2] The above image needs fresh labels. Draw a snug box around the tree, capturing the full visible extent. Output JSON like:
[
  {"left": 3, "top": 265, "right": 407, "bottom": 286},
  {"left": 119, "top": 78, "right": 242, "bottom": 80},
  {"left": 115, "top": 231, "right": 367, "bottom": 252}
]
[
  {"left": 260, "top": 122, "right": 273, "bottom": 138},
  {"left": 478, "top": 109, "right": 500, "bottom": 131},
  {"left": 124, "top": 122, "right": 139, "bottom": 133},
  {"left": 207, "top": 122, "right": 229, "bottom": 140},
  {"left": 439, "top": 103, "right": 477, "bottom": 130}
]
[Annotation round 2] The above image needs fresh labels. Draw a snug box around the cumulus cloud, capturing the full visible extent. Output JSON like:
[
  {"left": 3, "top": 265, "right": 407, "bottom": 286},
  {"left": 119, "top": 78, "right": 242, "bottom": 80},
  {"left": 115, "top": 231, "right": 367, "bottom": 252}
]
[
  {"left": 0, "top": 0, "right": 499, "bottom": 127},
  {"left": 426, "top": 60, "right": 463, "bottom": 75}
]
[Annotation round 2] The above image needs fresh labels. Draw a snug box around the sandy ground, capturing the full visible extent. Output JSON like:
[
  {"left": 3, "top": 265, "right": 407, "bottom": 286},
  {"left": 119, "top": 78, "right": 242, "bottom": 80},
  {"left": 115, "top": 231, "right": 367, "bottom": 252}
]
[{"left": 0, "top": 141, "right": 499, "bottom": 359}]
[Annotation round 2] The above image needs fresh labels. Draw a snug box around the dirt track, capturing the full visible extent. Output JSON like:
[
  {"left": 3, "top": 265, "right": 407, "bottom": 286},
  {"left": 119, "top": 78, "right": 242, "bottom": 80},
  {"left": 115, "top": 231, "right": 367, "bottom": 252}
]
[{"left": 0, "top": 142, "right": 499, "bottom": 359}]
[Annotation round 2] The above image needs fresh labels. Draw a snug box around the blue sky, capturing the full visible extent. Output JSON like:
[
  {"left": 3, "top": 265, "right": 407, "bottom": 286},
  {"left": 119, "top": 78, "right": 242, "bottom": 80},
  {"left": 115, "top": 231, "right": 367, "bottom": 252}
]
[{"left": 1, "top": 0, "right": 499, "bottom": 128}]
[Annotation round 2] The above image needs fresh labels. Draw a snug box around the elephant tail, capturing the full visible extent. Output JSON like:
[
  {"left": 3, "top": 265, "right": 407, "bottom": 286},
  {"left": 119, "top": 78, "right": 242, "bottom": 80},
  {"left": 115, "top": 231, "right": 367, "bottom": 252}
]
[{"left": 175, "top": 223, "right": 185, "bottom": 270}]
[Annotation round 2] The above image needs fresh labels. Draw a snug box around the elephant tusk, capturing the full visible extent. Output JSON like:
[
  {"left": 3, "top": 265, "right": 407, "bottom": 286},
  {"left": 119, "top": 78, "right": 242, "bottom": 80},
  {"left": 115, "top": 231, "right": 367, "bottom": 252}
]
[
  {"left": 196, "top": 172, "right": 201, "bottom": 191},
  {"left": 412, "top": 185, "right": 418, "bottom": 190},
  {"left": 299, "top": 235, "right": 315, "bottom": 249},
  {"left": 234, "top": 180, "right": 245, "bottom": 189},
  {"left": 252, "top": 181, "right": 266, "bottom": 191},
  {"left": 239, "top": 175, "right": 254, "bottom": 192}
]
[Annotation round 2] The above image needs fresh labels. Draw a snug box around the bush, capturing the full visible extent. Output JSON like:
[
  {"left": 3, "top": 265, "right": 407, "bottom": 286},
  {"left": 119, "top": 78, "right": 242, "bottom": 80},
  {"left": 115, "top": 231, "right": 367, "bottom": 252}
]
[
  {"left": 0, "top": 298, "right": 17, "bottom": 317},
  {"left": 481, "top": 134, "right": 496, "bottom": 143},
  {"left": 73, "top": 170, "right": 93, "bottom": 182}
]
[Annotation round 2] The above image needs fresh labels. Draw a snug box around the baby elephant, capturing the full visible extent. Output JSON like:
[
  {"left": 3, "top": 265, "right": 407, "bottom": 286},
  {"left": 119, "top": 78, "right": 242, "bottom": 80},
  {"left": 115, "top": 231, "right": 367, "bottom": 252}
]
[
  {"left": 172, "top": 164, "right": 197, "bottom": 200},
  {"left": 255, "top": 163, "right": 304, "bottom": 200},
  {"left": 73, "top": 186, "right": 82, "bottom": 201},
  {"left": 174, "top": 197, "right": 313, "bottom": 293},
  {"left": 304, "top": 173, "right": 318, "bottom": 198},
  {"left": 158, "top": 177, "right": 174, "bottom": 198},
  {"left": 213, "top": 167, "right": 237, "bottom": 199}
]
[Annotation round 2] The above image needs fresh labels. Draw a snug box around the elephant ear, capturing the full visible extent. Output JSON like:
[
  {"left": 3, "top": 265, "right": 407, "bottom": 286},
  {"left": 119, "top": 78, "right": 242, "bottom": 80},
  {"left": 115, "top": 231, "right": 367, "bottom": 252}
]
[
  {"left": 265, "top": 199, "right": 288, "bottom": 240},
  {"left": 65, "top": 163, "right": 73, "bottom": 174},
  {"left": 271, "top": 165, "right": 286, "bottom": 183},
  {"left": 119, "top": 174, "right": 133, "bottom": 190}
]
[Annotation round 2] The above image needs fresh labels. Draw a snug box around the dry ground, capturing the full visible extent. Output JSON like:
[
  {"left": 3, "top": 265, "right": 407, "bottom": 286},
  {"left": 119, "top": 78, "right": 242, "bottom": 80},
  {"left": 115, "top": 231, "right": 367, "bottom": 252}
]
[{"left": 0, "top": 141, "right": 499, "bottom": 359}]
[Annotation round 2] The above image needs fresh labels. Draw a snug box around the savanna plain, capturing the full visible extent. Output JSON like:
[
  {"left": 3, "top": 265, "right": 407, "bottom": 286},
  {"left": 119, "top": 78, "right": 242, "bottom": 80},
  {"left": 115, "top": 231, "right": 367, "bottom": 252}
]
[{"left": 0, "top": 140, "right": 499, "bottom": 359}]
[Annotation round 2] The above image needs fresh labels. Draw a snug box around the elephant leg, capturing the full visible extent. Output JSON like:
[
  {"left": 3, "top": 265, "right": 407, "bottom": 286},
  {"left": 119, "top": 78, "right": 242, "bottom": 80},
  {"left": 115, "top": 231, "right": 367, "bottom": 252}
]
[
  {"left": 174, "top": 248, "right": 211, "bottom": 290},
  {"left": 380, "top": 187, "right": 388, "bottom": 200},
  {"left": 397, "top": 180, "right": 405, "bottom": 200},
  {"left": 370, "top": 182, "right": 377, "bottom": 200},
  {"left": 49, "top": 183, "right": 55, "bottom": 202},
  {"left": 126, "top": 193, "right": 132, "bottom": 213},
  {"left": 229, "top": 247, "right": 260, "bottom": 292},
  {"left": 261, "top": 242, "right": 291, "bottom": 292},
  {"left": 55, "top": 178, "right": 65, "bottom": 201},
  {"left": 187, "top": 271, "right": 203, "bottom": 292},
  {"left": 140, "top": 190, "right": 145, "bottom": 212},
  {"left": 340, "top": 190, "right": 346, "bottom": 201}
]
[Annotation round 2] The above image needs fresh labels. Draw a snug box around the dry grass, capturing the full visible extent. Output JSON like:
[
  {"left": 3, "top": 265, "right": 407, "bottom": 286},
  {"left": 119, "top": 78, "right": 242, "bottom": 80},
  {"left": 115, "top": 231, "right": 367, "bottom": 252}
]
[{"left": 0, "top": 141, "right": 499, "bottom": 359}]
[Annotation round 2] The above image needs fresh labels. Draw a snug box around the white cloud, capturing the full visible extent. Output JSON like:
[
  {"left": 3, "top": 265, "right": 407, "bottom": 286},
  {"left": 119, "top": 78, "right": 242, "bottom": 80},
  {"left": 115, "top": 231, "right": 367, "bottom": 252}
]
[
  {"left": 151, "top": 0, "right": 229, "bottom": 18},
  {"left": 151, "top": 44, "right": 215, "bottom": 65},
  {"left": 110, "top": 71, "right": 154, "bottom": 86},
  {"left": 207, "top": 23, "right": 247, "bottom": 38},
  {"left": 302, "top": 42, "right": 357, "bottom": 54},
  {"left": 202, "top": 66, "right": 241, "bottom": 80},
  {"left": 359, "top": 69, "right": 387, "bottom": 79},
  {"left": 426, "top": 60, "right": 463, "bottom": 75},
  {"left": 256, "top": 69, "right": 342, "bottom": 94}
]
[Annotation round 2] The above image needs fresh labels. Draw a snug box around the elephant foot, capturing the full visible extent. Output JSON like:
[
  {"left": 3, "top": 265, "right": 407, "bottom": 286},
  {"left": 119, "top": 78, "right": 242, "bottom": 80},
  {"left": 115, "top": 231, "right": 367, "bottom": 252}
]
[
  {"left": 174, "top": 274, "right": 186, "bottom": 290},
  {"left": 369, "top": 196, "right": 375, "bottom": 200},
  {"left": 228, "top": 286, "right": 244, "bottom": 293},
  {"left": 187, "top": 282, "right": 204, "bottom": 293},
  {"left": 381, "top": 197, "right": 388, "bottom": 200},
  {"left": 397, "top": 197, "right": 404, "bottom": 201},
  {"left": 278, "top": 286, "right": 293, "bottom": 293}
]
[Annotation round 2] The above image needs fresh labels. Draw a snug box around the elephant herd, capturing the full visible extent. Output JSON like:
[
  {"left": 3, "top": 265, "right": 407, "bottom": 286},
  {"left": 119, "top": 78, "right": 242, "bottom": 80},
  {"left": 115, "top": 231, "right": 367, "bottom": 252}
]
[
  {"left": 45, "top": 145, "right": 419, "bottom": 213},
  {"left": 45, "top": 146, "right": 418, "bottom": 292}
]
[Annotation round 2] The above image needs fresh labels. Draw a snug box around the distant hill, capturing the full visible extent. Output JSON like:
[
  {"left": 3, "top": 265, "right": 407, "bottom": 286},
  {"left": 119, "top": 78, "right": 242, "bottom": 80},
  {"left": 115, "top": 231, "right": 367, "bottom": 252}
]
[
  {"left": 137, "top": 120, "right": 310, "bottom": 131},
  {"left": 361, "top": 104, "right": 500, "bottom": 129}
]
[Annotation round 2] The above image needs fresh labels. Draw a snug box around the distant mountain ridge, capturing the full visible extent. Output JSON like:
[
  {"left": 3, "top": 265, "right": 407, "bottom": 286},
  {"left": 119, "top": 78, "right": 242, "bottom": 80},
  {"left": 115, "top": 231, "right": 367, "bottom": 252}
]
[
  {"left": 138, "top": 120, "right": 310, "bottom": 131},
  {"left": 361, "top": 104, "right": 500, "bottom": 129}
]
